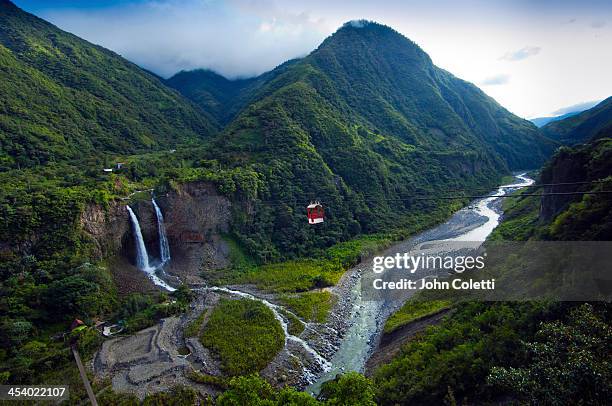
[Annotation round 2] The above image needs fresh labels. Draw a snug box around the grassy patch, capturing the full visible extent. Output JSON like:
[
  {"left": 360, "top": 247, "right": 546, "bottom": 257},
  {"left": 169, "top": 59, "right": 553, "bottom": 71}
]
[
  {"left": 187, "top": 371, "right": 228, "bottom": 390},
  {"left": 184, "top": 309, "right": 208, "bottom": 338},
  {"left": 280, "top": 291, "right": 337, "bottom": 323},
  {"left": 280, "top": 309, "right": 305, "bottom": 336},
  {"left": 383, "top": 300, "right": 451, "bottom": 335},
  {"left": 209, "top": 234, "right": 393, "bottom": 293},
  {"left": 201, "top": 298, "right": 284, "bottom": 376},
  {"left": 489, "top": 191, "right": 541, "bottom": 242}
]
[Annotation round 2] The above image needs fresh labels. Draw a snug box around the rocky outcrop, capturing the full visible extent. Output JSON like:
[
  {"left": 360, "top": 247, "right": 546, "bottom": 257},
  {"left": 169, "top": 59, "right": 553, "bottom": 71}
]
[
  {"left": 80, "top": 202, "right": 130, "bottom": 259},
  {"left": 539, "top": 147, "right": 589, "bottom": 221},
  {"left": 158, "top": 182, "right": 232, "bottom": 284}
]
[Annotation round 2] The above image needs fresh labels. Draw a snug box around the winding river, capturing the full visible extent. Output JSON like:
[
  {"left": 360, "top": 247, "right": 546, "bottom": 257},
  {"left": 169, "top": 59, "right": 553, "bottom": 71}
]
[{"left": 307, "top": 173, "right": 534, "bottom": 393}]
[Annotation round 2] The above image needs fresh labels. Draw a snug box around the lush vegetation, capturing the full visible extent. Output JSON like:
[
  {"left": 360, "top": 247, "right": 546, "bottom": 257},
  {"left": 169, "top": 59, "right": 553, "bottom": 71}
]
[
  {"left": 383, "top": 300, "right": 451, "bottom": 335},
  {"left": 200, "top": 298, "right": 284, "bottom": 376},
  {"left": 373, "top": 133, "right": 612, "bottom": 404},
  {"left": 280, "top": 291, "right": 336, "bottom": 323},
  {"left": 0, "top": 1, "right": 216, "bottom": 171},
  {"left": 2, "top": 3, "right": 604, "bottom": 404}
]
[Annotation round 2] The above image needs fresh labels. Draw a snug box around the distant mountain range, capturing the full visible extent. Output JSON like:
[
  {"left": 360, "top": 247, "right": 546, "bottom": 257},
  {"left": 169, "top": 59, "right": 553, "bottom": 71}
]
[
  {"left": 530, "top": 100, "right": 603, "bottom": 127},
  {"left": 540, "top": 97, "right": 612, "bottom": 144}
]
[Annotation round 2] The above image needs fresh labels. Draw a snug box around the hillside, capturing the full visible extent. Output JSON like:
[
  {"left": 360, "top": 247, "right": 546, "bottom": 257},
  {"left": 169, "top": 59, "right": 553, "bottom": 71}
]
[
  {"left": 541, "top": 96, "right": 612, "bottom": 144},
  {"left": 0, "top": 0, "right": 217, "bottom": 170},
  {"left": 205, "top": 21, "right": 556, "bottom": 258},
  {"left": 166, "top": 59, "right": 299, "bottom": 125}
]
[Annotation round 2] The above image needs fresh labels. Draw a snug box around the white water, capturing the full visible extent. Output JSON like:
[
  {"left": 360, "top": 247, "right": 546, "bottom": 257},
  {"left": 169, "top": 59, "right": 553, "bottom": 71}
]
[
  {"left": 207, "top": 286, "right": 331, "bottom": 381},
  {"left": 126, "top": 205, "right": 176, "bottom": 292},
  {"left": 152, "top": 198, "right": 171, "bottom": 265}
]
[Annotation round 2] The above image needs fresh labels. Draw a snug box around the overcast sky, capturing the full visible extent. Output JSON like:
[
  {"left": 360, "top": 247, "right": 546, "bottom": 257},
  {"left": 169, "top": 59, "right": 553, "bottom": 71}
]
[{"left": 13, "top": 0, "right": 612, "bottom": 118}]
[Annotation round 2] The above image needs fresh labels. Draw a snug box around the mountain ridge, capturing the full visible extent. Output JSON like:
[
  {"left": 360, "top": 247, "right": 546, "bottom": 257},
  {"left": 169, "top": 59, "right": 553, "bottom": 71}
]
[
  {"left": 0, "top": 0, "right": 217, "bottom": 170},
  {"left": 540, "top": 96, "right": 612, "bottom": 144}
]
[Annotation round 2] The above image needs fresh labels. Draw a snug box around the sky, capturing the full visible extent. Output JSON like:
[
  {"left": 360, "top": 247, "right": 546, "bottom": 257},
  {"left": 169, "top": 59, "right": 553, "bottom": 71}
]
[{"left": 12, "top": 0, "right": 612, "bottom": 119}]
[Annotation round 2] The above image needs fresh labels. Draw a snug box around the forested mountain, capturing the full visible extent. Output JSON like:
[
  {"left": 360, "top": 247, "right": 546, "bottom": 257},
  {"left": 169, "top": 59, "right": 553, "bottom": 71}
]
[
  {"left": 200, "top": 21, "right": 556, "bottom": 258},
  {"left": 0, "top": 0, "right": 217, "bottom": 170},
  {"left": 166, "top": 59, "right": 299, "bottom": 125},
  {"left": 541, "top": 96, "right": 612, "bottom": 144}
]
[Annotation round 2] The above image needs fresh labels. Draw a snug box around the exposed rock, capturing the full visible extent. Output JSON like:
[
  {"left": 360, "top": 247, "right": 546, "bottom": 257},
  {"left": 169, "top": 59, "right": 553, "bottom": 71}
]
[
  {"left": 157, "top": 182, "right": 232, "bottom": 283},
  {"left": 80, "top": 181, "right": 232, "bottom": 287}
]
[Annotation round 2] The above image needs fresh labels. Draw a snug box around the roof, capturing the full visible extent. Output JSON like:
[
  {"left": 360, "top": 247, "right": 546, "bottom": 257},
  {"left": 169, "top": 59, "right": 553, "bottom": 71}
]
[{"left": 307, "top": 202, "right": 322, "bottom": 209}]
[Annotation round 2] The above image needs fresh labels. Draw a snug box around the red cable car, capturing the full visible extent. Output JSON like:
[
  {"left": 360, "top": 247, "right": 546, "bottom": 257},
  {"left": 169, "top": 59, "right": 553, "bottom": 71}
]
[{"left": 307, "top": 202, "right": 324, "bottom": 224}]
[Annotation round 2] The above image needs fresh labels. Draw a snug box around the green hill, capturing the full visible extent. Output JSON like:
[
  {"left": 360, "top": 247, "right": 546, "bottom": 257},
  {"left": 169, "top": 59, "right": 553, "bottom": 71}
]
[
  {"left": 0, "top": 0, "right": 217, "bottom": 170},
  {"left": 166, "top": 60, "right": 299, "bottom": 125},
  {"left": 541, "top": 96, "right": 612, "bottom": 144},
  {"left": 204, "top": 21, "right": 556, "bottom": 258}
]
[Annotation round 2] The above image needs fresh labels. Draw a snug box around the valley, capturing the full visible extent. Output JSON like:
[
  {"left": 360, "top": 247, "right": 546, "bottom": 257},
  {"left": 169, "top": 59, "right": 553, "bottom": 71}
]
[{"left": 0, "top": 1, "right": 610, "bottom": 404}]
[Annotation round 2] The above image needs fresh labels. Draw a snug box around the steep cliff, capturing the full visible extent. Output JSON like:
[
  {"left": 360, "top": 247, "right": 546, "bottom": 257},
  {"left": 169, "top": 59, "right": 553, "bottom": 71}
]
[{"left": 79, "top": 182, "right": 232, "bottom": 289}]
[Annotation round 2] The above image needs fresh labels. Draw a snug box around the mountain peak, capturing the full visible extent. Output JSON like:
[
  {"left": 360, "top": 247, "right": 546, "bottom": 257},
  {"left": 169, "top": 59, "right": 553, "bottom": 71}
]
[{"left": 315, "top": 19, "right": 431, "bottom": 66}]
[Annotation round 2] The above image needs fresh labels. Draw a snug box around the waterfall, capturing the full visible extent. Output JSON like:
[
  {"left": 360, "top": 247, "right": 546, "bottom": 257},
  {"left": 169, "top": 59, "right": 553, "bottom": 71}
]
[
  {"left": 126, "top": 206, "right": 151, "bottom": 271},
  {"left": 126, "top": 205, "right": 176, "bottom": 292},
  {"left": 152, "top": 198, "right": 171, "bottom": 265}
]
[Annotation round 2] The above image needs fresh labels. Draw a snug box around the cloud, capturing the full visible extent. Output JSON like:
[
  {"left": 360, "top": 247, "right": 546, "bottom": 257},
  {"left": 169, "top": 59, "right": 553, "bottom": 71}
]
[
  {"left": 562, "top": 18, "right": 577, "bottom": 24},
  {"left": 40, "top": 0, "right": 331, "bottom": 78},
  {"left": 499, "top": 46, "right": 541, "bottom": 61},
  {"left": 480, "top": 74, "right": 510, "bottom": 86},
  {"left": 551, "top": 99, "right": 602, "bottom": 115},
  {"left": 590, "top": 20, "right": 607, "bottom": 29}
]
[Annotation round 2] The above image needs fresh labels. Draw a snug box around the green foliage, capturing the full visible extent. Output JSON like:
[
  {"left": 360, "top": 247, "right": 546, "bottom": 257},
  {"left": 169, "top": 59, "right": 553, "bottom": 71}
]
[
  {"left": 319, "top": 372, "right": 376, "bottom": 406},
  {"left": 217, "top": 374, "right": 320, "bottom": 406},
  {"left": 280, "top": 292, "right": 336, "bottom": 323},
  {"left": 187, "top": 370, "right": 229, "bottom": 390},
  {"left": 0, "top": 1, "right": 216, "bottom": 171},
  {"left": 374, "top": 301, "right": 556, "bottom": 404},
  {"left": 541, "top": 96, "right": 612, "bottom": 144},
  {"left": 383, "top": 300, "right": 451, "bottom": 335},
  {"left": 488, "top": 303, "right": 611, "bottom": 405},
  {"left": 142, "top": 386, "right": 199, "bottom": 406},
  {"left": 201, "top": 299, "right": 284, "bottom": 376}
]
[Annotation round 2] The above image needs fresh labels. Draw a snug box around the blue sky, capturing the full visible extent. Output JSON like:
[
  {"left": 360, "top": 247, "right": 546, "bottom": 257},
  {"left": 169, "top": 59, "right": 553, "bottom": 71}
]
[{"left": 13, "top": 0, "right": 612, "bottom": 118}]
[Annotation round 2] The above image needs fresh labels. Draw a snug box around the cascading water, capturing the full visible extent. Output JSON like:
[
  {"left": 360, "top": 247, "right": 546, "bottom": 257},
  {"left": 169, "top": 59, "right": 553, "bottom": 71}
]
[
  {"left": 126, "top": 205, "right": 176, "bottom": 292},
  {"left": 126, "top": 206, "right": 151, "bottom": 271},
  {"left": 152, "top": 198, "right": 171, "bottom": 266}
]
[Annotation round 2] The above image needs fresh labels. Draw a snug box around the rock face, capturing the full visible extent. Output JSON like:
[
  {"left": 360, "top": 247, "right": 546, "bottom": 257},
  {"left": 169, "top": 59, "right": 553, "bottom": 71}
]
[
  {"left": 80, "top": 202, "right": 131, "bottom": 259},
  {"left": 159, "top": 182, "right": 232, "bottom": 284},
  {"left": 80, "top": 181, "right": 232, "bottom": 287},
  {"left": 539, "top": 148, "right": 589, "bottom": 221}
]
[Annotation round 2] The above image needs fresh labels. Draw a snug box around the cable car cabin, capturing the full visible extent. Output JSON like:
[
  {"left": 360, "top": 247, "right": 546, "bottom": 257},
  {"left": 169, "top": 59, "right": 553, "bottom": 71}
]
[{"left": 307, "top": 202, "right": 324, "bottom": 224}]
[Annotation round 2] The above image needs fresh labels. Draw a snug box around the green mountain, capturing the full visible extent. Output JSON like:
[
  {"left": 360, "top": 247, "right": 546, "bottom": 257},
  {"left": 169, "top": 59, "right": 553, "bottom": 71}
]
[
  {"left": 175, "top": 21, "right": 554, "bottom": 170},
  {"left": 166, "top": 60, "right": 299, "bottom": 125},
  {"left": 541, "top": 96, "right": 612, "bottom": 144},
  {"left": 202, "top": 21, "right": 556, "bottom": 258},
  {"left": 0, "top": 0, "right": 217, "bottom": 170}
]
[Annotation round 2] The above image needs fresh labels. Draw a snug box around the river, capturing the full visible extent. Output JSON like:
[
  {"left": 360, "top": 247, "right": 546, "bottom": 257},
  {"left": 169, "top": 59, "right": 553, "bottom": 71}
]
[{"left": 307, "top": 172, "right": 534, "bottom": 393}]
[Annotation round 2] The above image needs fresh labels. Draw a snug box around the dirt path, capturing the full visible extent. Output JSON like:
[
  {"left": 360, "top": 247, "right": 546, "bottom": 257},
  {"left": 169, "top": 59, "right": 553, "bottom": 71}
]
[{"left": 364, "top": 309, "right": 452, "bottom": 376}]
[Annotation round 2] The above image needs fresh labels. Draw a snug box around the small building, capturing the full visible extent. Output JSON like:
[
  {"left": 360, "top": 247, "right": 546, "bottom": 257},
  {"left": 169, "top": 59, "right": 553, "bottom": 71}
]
[
  {"left": 115, "top": 162, "right": 126, "bottom": 169},
  {"left": 103, "top": 168, "right": 113, "bottom": 173}
]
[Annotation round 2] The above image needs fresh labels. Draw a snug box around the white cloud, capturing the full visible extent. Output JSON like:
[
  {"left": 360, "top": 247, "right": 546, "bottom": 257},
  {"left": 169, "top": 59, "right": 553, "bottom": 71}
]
[
  {"left": 480, "top": 74, "right": 510, "bottom": 86},
  {"left": 499, "top": 46, "right": 541, "bottom": 61},
  {"left": 41, "top": 0, "right": 330, "bottom": 78}
]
